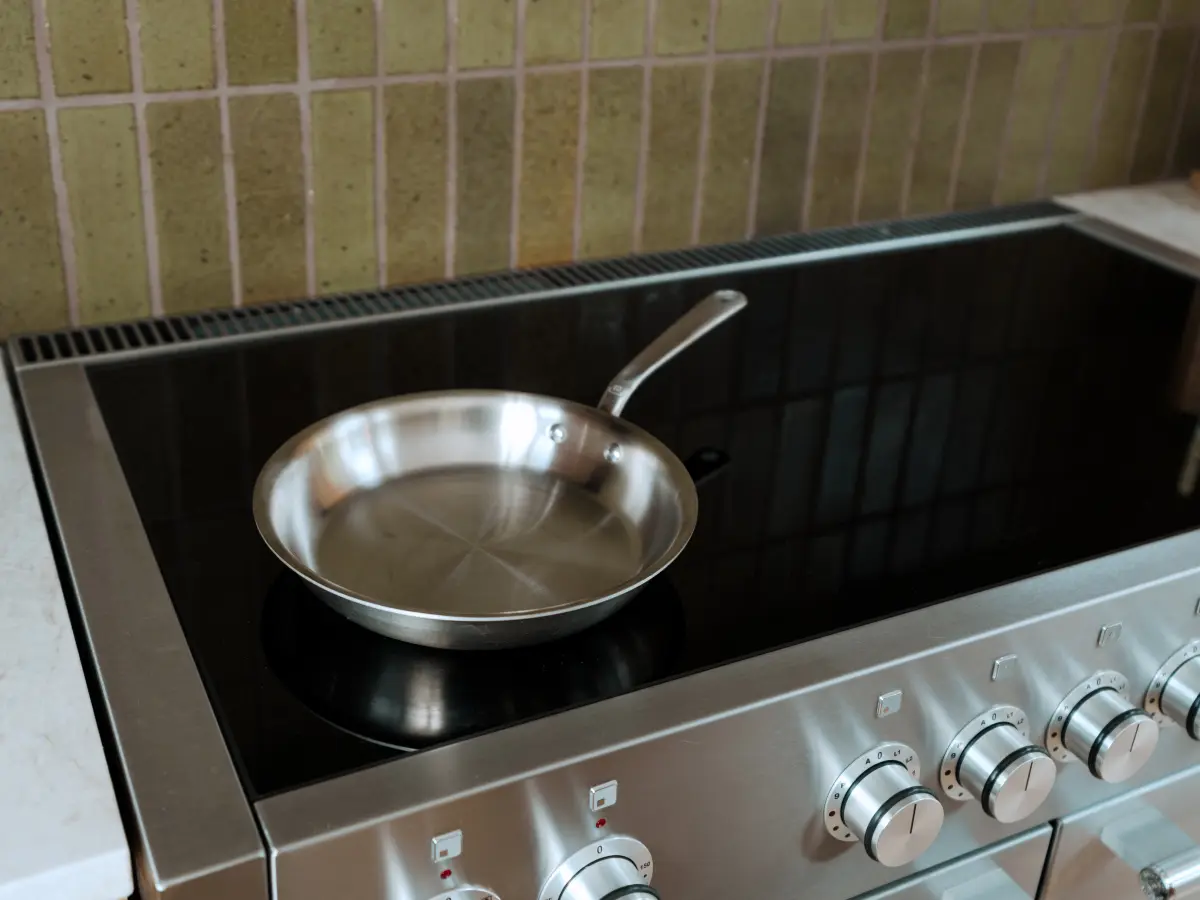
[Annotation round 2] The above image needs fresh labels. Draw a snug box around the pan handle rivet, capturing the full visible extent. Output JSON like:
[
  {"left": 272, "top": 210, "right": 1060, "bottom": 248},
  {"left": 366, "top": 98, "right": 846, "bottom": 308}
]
[
  {"left": 604, "top": 443, "right": 623, "bottom": 463},
  {"left": 548, "top": 423, "right": 566, "bottom": 443}
]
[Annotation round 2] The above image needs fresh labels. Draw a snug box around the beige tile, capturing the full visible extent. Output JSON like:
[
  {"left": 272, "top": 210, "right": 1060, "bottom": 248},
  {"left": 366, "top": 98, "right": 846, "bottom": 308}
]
[
  {"left": 590, "top": 0, "right": 646, "bottom": 58},
  {"left": 1090, "top": 29, "right": 1154, "bottom": 186},
  {"left": 777, "top": 0, "right": 824, "bottom": 44},
  {"left": 458, "top": 0, "right": 516, "bottom": 68},
  {"left": 859, "top": 48, "right": 923, "bottom": 221},
  {"left": 884, "top": 0, "right": 930, "bottom": 38},
  {"left": 1165, "top": 0, "right": 1200, "bottom": 23},
  {"left": 309, "top": 0, "right": 376, "bottom": 78},
  {"left": 995, "top": 36, "right": 1065, "bottom": 202},
  {"left": 831, "top": 0, "right": 881, "bottom": 40},
  {"left": 908, "top": 44, "right": 972, "bottom": 213},
  {"left": 699, "top": 59, "right": 762, "bottom": 243},
  {"left": 47, "top": 0, "right": 131, "bottom": 94},
  {"left": 642, "top": 64, "right": 703, "bottom": 250},
  {"left": 58, "top": 106, "right": 150, "bottom": 323},
  {"left": 456, "top": 77, "right": 514, "bottom": 274},
  {"left": 954, "top": 40, "right": 1020, "bottom": 208},
  {"left": 312, "top": 90, "right": 376, "bottom": 293},
  {"left": 716, "top": 0, "right": 772, "bottom": 50},
  {"left": 987, "top": 0, "right": 1029, "bottom": 30},
  {"left": 808, "top": 52, "right": 871, "bottom": 228},
  {"left": 937, "top": 0, "right": 982, "bottom": 33},
  {"left": 141, "top": 0, "right": 214, "bottom": 90},
  {"left": 655, "top": 0, "right": 710, "bottom": 54},
  {"left": 526, "top": 0, "right": 583, "bottom": 62},
  {"left": 229, "top": 94, "right": 306, "bottom": 303},
  {"left": 384, "top": 0, "right": 446, "bottom": 72},
  {"left": 1131, "top": 28, "right": 1194, "bottom": 181},
  {"left": 580, "top": 65, "right": 641, "bottom": 258},
  {"left": 1125, "top": 0, "right": 1163, "bottom": 22},
  {"left": 225, "top": 0, "right": 297, "bottom": 84},
  {"left": 0, "top": 111, "right": 68, "bottom": 334},
  {"left": 385, "top": 82, "right": 447, "bottom": 282},
  {"left": 147, "top": 100, "right": 231, "bottom": 314},
  {"left": 1077, "top": 1, "right": 1120, "bottom": 24},
  {"left": 755, "top": 56, "right": 817, "bottom": 233},
  {"left": 518, "top": 71, "right": 580, "bottom": 266},
  {"left": 1043, "top": 31, "right": 1110, "bottom": 193},
  {"left": 0, "top": 1, "right": 39, "bottom": 98},
  {"left": 1031, "top": 0, "right": 1073, "bottom": 28}
]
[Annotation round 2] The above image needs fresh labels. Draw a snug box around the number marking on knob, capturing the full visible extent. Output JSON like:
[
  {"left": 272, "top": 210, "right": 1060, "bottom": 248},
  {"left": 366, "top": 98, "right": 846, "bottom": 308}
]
[
  {"left": 1044, "top": 670, "right": 1128, "bottom": 762},
  {"left": 823, "top": 742, "right": 921, "bottom": 843},
  {"left": 939, "top": 705, "right": 1029, "bottom": 802},
  {"left": 1144, "top": 641, "right": 1200, "bottom": 723}
]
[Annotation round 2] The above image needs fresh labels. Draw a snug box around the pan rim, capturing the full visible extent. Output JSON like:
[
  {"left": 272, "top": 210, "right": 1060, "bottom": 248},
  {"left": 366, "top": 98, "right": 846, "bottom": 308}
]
[{"left": 251, "top": 388, "right": 699, "bottom": 624}]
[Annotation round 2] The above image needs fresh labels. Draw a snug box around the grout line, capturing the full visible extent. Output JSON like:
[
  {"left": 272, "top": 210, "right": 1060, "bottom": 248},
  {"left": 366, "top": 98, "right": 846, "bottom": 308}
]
[
  {"left": 509, "top": 0, "right": 527, "bottom": 269},
  {"left": 944, "top": 40, "right": 980, "bottom": 211},
  {"left": 988, "top": 10, "right": 1029, "bottom": 205},
  {"left": 373, "top": 0, "right": 387, "bottom": 286},
  {"left": 1034, "top": 27, "right": 1073, "bottom": 196},
  {"left": 570, "top": 0, "right": 591, "bottom": 260},
  {"left": 689, "top": 0, "right": 719, "bottom": 245},
  {"left": 851, "top": 0, "right": 888, "bottom": 223},
  {"left": 213, "top": 0, "right": 243, "bottom": 306},
  {"left": 631, "top": 0, "right": 656, "bottom": 253},
  {"left": 124, "top": 0, "right": 164, "bottom": 317},
  {"left": 899, "top": 0, "right": 940, "bottom": 218},
  {"left": 1081, "top": 5, "right": 1127, "bottom": 188},
  {"left": 30, "top": 0, "right": 81, "bottom": 327},
  {"left": 798, "top": 1, "right": 831, "bottom": 231},
  {"left": 743, "top": 0, "right": 781, "bottom": 239},
  {"left": 1124, "top": 2, "right": 1166, "bottom": 182},
  {"left": 296, "top": 0, "right": 317, "bottom": 295},
  {"left": 445, "top": 0, "right": 458, "bottom": 278},
  {"left": 1163, "top": 26, "right": 1200, "bottom": 176}
]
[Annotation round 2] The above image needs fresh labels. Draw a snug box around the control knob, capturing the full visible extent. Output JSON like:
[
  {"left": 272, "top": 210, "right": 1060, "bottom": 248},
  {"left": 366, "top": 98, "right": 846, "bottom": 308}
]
[
  {"left": 1046, "top": 671, "right": 1159, "bottom": 783},
  {"left": 1145, "top": 641, "right": 1200, "bottom": 739},
  {"left": 824, "top": 742, "right": 945, "bottom": 868},
  {"left": 540, "top": 836, "right": 657, "bottom": 900},
  {"left": 941, "top": 706, "right": 1056, "bottom": 823}
]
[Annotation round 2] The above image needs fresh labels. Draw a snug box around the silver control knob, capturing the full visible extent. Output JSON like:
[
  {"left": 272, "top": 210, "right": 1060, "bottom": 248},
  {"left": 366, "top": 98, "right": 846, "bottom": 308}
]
[
  {"left": 825, "top": 743, "right": 944, "bottom": 868},
  {"left": 423, "top": 890, "right": 500, "bottom": 900},
  {"left": 1146, "top": 643, "right": 1200, "bottom": 739},
  {"left": 941, "top": 706, "right": 1056, "bottom": 823},
  {"left": 540, "top": 836, "right": 656, "bottom": 900},
  {"left": 1047, "top": 671, "right": 1159, "bottom": 783}
]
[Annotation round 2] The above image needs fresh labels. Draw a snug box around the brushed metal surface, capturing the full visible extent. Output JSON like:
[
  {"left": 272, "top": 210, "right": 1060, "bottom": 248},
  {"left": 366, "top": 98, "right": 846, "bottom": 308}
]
[{"left": 252, "top": 291, "right": 745, "bottom": 649}]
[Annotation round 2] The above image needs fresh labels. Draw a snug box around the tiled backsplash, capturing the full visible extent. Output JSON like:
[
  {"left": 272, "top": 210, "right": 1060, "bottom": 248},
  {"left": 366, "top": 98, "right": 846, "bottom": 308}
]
[{"left": 0, "top": 0, "right": 1198, "bottom": 335}]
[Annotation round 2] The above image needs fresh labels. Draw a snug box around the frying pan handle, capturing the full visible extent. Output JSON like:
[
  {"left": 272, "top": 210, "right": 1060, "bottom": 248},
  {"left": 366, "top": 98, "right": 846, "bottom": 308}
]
[{"left": 598, "top": 290, "right": 748, "bottom": 417}]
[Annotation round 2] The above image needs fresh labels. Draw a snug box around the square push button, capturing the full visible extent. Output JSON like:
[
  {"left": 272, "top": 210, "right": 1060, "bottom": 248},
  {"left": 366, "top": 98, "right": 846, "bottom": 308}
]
[
  {"left": 589, "top": 780, "right": 618, "bottom": 812},
  {"left": 431, "top": 829, "right": 463, "bottom": 863}
]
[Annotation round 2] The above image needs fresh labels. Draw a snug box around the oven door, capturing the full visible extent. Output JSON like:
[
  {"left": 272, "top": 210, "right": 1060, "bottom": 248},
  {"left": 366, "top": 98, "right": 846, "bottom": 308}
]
[
  {"left": 852, "top": 826, "right": 1052, "bottom": 900},
  {"left": 1042, "top": 761, "right": 1200, "bottom": 900}
]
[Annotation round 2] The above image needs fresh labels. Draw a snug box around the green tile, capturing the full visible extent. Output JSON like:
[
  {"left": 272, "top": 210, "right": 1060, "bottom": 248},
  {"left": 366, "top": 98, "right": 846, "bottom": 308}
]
[
  {"left": 699, "top": 59, "right": 763, "bottom": 243},
  {"left": 312, "top": 90, "right": 376, "bottom": 293},
  {"left": 47, "top": 0, "right": 131, "bottom": 94},
  {"left": 385, "top": 82, "right": 447, "bottom": 282},
  {"left": 229, "top": 94, "right": 306, "bottom": 303},
  {"left": 1125, "top": 0, "right": 1163, "bottom": 22},
  {"left": 59, "top": 106, "right": 150, "bottom": 324},
  {"left": 0, "top": 111, "right": 68, "bottom": 334},
  {"left": 147, "top": 100, "right": 232, "bottom": 314},
  {"left": 955, "top": 41, "right": 1020, "bottom": 209},
  {"left": 642, "top": 64, "right": 703, "bottom": 250},
  {"left": 590, "top": 0, "right": 646, "bottom": 58},
  {"left": 1043, "top": 31, "right": 1110, "bottom": 193},
  {"left": 518, "top": 71, "right": 580, "bottom": 266},
  {"left": 1031, "top": 0, "right": 1073, "bottom": 28},
  {"left": 1090, "top": 29, "right": 1154, "bottom": 186},
  {"left": 859, "top": 48, "right": 923, "bottom": 221},
  {"left": 225, "top": 0, "right": 297, "bottom": 84},
  {"left": 526, "top": 0, "right": 583, "bottom": 62},
  {"left": 755, "top": 56, "right": 817, "bottom": 233},
  {"left": 309, "top": 0, "right": 376, "bottom": 78},
  {"left": 832, "top": 0, "right": 881, "bottom": 40},
  {"left": 777, "top": 0, "right": 825, "bottom": 44},
  {"left": 0, "top": 0, "right": 39, "bottom": 98},
  {"left": 908, "top": 44, "right": 972, "bottom": 214},
  {"left": 937, "top": 0, "right": 982, "bottom": 33},
  {"left": 808, "top": 52, "right": 871, "bottom": 228},
  {"left": 1077, "top": 1, "right": 1120, "bottom": 24},
  {"left": 995, "top": 36, "right": 1065, "bottom": 202},
  {"left": 1131, "top": 28, "right": 1195, "bottom": 181},
  {"left": 141, "top": 0, "right": 214, "bottom": 90},
  {"left": 456, "top": 77, "right": 514, "bottom": 274},
  {"left": 1165, "top": 0, "right": 1200, "bottom": 23},
  {"left": 716, "top": 0, "right": 772, "bottom": 50},
  {"left": 1173, "top": 58, "right": 1200, "bottom": 173},
  {"left": 884, "top": 0, "right": 930, "bottom": 38},
  {"left": 384, "top": 0, "right": 446, "bottom": 73},
  {"left": 987, "top": 0, "right": 1029, "bottom": 31},
  {"left": 655, "top": 0, "right": 710, "bottom": 54},
  {"left": 457, "top": 0, "right": 515, "bottom": 68},
  {"left": 580, "top": 66, "right": 641, "bottom": 258}
]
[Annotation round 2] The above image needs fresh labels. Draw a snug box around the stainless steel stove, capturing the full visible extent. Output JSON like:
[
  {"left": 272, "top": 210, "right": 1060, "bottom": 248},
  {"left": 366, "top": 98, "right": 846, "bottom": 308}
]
[{"left": 12, "top": 203, "right": 1200, "bottom": 900}]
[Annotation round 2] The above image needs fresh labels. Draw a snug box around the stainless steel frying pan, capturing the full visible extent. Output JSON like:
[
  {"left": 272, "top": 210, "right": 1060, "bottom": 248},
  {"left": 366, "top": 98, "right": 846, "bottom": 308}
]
[{"left": 253, "top": 290, "right": 747, "bottom": 650}]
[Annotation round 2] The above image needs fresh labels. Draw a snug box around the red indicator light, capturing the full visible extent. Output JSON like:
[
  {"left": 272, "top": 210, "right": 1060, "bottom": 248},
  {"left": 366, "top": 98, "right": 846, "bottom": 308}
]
[
  {"left": 440, "top": 869, "right": 452, "bottom": 879},
  {"left": 595, "top": 818, "right": 607, "bottom": 828}
]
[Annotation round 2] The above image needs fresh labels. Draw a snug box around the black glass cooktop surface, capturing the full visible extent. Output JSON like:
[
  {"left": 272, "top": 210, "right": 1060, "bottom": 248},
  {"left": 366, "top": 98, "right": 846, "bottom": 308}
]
[{"left": 87, "top": 228, "right": 1200, "bottom": 799}]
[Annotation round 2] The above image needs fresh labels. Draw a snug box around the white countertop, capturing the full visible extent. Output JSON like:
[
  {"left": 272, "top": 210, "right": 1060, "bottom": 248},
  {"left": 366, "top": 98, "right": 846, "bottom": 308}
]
[{"left": 0, "top": 360, "right": 132, "bottom": 900}]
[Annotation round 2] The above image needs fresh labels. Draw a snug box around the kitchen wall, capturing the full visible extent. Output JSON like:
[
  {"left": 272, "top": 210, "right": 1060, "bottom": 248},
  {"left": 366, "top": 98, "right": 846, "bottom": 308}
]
[{"left": 0, "top": 0, "right": 1198, "bottom": 337}]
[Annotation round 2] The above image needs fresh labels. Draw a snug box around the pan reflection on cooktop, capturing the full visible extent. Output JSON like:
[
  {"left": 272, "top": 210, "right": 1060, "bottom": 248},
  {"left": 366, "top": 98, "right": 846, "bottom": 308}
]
[{"left": 261, "top": 572, "right": 686, "bottom": 751}]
